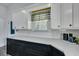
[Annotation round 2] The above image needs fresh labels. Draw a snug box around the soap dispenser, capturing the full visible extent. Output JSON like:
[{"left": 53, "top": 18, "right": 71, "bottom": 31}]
[
  {"left": 10, "top": 21, "right": 15, "bottom": 34},
  {"left": 68, "top": 33, "right": 73, "bottom": 42}
]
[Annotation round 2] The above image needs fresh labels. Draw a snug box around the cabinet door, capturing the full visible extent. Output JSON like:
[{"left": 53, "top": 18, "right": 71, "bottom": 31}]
[
  {"left": 61, "top": 3, "right": 72, "bottom": 29},
  {"left": 0, "top": 18, "right": 4, "bottom": 33},
  {"left": 12, "top": 11, "right": 28, "bottom": 29},
  {"left": 51, "top": 3, "right": 61, "bottom": 29},
  {"left": 73, "top": 4, "right": 79, "bottom": 29}
]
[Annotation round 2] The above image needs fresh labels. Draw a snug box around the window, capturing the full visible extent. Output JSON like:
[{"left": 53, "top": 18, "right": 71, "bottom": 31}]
[{"left": 31, "top": 7, "right": 51, "bottom": 31}]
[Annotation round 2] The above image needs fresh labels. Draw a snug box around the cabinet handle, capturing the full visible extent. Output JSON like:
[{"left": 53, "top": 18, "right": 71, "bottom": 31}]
[
  {"left": 69, "top": 24, "right": 72, "bottom": 27},
  {"left": 58, "top": 25, "right": 60, "bottom": 27},
  {"left": 22, "top": 27, "right": 24, "bottom": 28}
]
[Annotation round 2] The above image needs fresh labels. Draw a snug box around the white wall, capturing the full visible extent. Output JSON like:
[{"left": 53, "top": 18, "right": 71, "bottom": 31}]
[
  {"left": 9, "top": 3, "right": 34, "bottom": 13},
  {"left": 0, "top": 5, "right": 9, "bottom": 47},
  {"left": 16, "top": 30, "right": 61, "bottom": 39}
]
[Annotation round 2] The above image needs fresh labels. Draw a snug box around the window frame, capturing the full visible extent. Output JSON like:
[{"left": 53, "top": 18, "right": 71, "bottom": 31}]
[{"left": 31, "top": 7, "right": 51, "bottom": 32}]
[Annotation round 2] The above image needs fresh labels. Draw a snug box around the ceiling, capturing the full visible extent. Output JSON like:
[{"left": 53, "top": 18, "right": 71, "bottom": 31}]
[
  {"left": 0, "top": 3, "right": 33, "bottom": 7},
  {"left": 0, "top": 3, "right": 34, "bottom": 12},
  {"left": 0, "top": 3, "right": 48, "bottom": 13}
]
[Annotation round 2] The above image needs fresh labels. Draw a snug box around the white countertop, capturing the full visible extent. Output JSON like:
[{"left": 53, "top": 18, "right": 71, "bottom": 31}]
[{"left": 8, "top": 34, "right": 79, "bottom": 56}]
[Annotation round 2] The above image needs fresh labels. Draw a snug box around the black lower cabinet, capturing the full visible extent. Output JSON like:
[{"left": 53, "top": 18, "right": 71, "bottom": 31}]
[{"left": 7, "top": 38, "right": 65, "bottom": 56}]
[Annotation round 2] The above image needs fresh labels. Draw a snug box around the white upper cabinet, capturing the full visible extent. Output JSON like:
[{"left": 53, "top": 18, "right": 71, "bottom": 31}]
[
  {"left": 73, "top": 4, "right": 79, "bottom": 29},
  {"left": 61, "top": 3, "right": 72, "bottom": 29},
  {"left": 51, "top": 4, "right": 61, "bottom": 29},
  {"left": 12, "top": 11, "right": 29, "bottom": 29}
]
